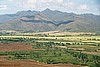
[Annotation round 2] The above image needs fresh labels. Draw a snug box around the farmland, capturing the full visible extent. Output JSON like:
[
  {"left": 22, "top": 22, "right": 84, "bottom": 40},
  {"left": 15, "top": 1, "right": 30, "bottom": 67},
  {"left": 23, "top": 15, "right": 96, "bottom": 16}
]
[{"left": 0, "top": 33, "right": 100, "bottom": 67}]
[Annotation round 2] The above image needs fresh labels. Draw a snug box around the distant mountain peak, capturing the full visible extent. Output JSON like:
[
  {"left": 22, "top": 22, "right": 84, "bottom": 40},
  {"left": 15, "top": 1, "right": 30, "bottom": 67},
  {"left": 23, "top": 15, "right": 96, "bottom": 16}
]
[
  {"left": 0, "top": 8, "right": 100, "bottom": 32},
  {"left": 43, "top": 8, "right": 52, "bottom": 12},
  {"left": 27, "top": 10, "right": 32, "bottom": 12}
]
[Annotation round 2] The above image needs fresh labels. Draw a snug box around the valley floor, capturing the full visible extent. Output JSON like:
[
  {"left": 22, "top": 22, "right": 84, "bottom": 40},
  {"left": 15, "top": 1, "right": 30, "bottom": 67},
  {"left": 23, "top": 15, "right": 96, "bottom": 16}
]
[{"left": 0, "top": 34, "right": 100, "bottom": 67}]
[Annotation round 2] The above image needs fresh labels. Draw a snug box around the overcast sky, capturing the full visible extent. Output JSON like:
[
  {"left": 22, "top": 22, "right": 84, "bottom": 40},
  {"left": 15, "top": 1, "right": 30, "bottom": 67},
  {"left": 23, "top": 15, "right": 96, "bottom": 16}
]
[{"left": 0, "top": 0, "right": 100, "bottom": 15}]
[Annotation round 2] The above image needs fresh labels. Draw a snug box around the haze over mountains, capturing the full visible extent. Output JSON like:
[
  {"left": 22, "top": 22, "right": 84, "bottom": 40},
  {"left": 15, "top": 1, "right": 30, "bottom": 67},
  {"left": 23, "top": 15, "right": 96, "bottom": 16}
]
[{"left": 0, "top": 8, "right": 100, "bottom": 32}]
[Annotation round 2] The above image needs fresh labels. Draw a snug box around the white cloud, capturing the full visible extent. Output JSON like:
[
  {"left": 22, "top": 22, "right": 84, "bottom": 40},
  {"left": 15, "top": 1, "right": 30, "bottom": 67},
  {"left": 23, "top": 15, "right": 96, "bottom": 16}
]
[
  {"left": 57, "top": 0, "right": 63, "bottom": 3},
  {"left": 8, "top": 0, "right": 12, "bottom": 2},
  {"left": 12, "top": 0, "right": 64, "bottom": 10},
  {"left": 95, "top": 8, "right": 100, "bottom": 12},
  {"left": 7, "top": 0, "right": 90, "bottom": 12},
  {"left": 26, "top": 0, "right": 53, "bottom": 4},
  {"left": 27, "top": 0, "right": 37, "bottom": 3},
  {"left": 0, "top": 0, "right": 98, "bottom": 15},
  {"left": 78, "top": 4, "right": 89, "bottom": 11},
  {"left": 65, "top": 2, "right": 76, "bottom": 9},
  {"left": 0, "top": 5, "right": 8, "bottom": 10}
]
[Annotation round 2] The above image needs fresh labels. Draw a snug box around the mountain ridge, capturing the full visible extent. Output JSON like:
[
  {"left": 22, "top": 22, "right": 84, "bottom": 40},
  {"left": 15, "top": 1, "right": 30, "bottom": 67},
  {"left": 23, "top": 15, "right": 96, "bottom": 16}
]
[{"left": 0, "top": 8, "right": 100, "bottom": 32}]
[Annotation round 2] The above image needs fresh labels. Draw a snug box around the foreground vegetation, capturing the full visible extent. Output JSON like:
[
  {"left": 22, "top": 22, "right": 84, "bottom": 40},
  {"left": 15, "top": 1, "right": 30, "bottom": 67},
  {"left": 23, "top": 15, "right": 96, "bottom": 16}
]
[{"left": 0, "top": 34, "right": 100, "bottom": 67}]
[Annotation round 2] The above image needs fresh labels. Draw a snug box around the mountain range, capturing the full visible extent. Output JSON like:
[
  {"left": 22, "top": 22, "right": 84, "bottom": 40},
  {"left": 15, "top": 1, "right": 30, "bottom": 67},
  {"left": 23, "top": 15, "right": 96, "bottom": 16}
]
[{"left": 0, "top": 8, "right": 100, "bottom": 33}]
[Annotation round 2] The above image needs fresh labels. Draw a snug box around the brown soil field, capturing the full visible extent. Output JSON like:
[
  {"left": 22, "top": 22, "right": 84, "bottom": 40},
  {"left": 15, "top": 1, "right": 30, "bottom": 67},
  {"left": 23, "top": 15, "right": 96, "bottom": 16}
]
[
  {"left": 0, "top": 43, "right": 33, "bottom": 52},
  {"left": 0, "top": 43, "right": 81, "bottom": 67},
  {"left": 0, "top": 59, "right": 81, "bottom": 67}
]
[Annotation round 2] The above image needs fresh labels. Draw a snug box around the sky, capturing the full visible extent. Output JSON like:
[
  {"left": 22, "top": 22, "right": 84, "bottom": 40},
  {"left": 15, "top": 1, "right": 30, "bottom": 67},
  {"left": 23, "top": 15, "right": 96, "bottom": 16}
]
[{"left": 0, "top": 0, "right": 100, "bottom": 15}]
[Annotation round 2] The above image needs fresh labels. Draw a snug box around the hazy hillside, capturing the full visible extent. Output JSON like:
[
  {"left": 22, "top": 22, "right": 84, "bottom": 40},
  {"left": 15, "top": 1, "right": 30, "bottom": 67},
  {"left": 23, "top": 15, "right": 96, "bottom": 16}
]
[{"left": 0, "top": 8, "right": 100, "bottom": 32}]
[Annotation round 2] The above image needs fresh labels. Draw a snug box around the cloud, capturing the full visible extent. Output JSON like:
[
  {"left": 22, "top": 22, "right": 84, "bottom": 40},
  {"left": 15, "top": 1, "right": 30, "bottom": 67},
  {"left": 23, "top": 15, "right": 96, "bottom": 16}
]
[
  {"left": 95, "top": 8, "right": 100, "bottom": 11},
  {"left": 1, "top": 0, "right": 99, "bottom": 15},
  {"left": 65, "top": 2, "right": 76, "bottom": 9},
  {"left": 7, "top": 0, "right": 75, "bottom": 11},
  {"left": 9, "top": 0, "right": 13, "bottom": 1},
  {"left": 56, "top": 0, "right": 63, "bottom": 3},
  {"left": 14, "top": 0, "right": 51, "bottom": 8},
  {"left": 0, "top": 5, "right": 7, "bottom": 10},
  {"left": 10, "top": 0, "right": 65, "bottom": 10},
  {"left": 6, "top": 0, "right": 91, "bottom": 12},
  {"left": 78, "top": 4, "right": 89, "bottom": 11}
]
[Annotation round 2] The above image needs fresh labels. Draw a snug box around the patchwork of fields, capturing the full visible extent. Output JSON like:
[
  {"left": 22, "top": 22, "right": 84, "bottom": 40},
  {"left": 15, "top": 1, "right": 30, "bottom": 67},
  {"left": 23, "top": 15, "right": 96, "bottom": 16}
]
[{"left": 0, "top": 34, "right": 100, "bottom": 67}]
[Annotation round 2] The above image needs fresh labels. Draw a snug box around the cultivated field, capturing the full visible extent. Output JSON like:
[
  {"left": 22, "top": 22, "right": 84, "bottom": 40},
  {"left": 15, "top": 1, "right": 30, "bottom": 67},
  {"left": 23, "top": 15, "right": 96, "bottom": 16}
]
[
  {"left": 0, "top": 59, "right": 81, "bottom": 67},
  {"left": 0, "top": 33, "right": 100, "bottom": 67},
  {"left": 0, "top": 43, "right": 32, "bottom": 52}
]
